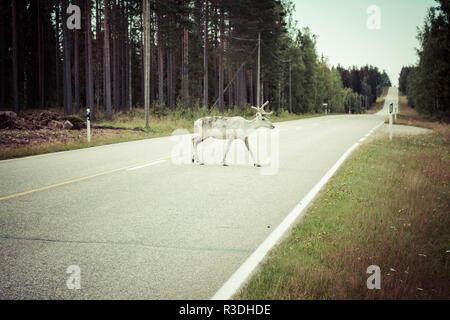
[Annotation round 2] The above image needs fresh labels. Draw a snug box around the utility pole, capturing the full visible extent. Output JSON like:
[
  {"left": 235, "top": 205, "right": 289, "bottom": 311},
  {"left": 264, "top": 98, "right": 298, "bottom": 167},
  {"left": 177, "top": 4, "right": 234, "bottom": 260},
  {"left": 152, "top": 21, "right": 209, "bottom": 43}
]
[
  {"left": 203, "top": 0, "right": 208, "bottom": 108},
  {"left": 144, "top": 0, "right": 150, "bottom": 129},
  {"left": 289, "top": 58, "right": 292, "bottom": 113},
  {"left": 257, "top": 32, "right": 261, "bottom": 107}
]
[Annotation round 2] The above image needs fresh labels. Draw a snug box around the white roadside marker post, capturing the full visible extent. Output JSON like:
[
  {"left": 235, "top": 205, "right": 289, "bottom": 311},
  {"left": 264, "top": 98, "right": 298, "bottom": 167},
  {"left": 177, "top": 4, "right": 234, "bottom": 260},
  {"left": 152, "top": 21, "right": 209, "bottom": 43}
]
[
  {"left": 323, "top": 103, "right": 328, "bottom": 115},
  {"left": 389, "top": 103, "right": 393, "bottom": 141},
  {"left": 86, "top": 108, "right": 91, "bottom": 143}
]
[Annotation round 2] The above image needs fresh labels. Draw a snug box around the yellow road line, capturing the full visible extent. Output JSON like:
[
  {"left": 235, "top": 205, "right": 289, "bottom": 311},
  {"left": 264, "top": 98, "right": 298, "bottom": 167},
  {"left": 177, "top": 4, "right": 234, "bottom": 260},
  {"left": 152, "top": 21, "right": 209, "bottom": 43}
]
[{"left": 0, "top": 157, "right": 169, "bottom": 202}]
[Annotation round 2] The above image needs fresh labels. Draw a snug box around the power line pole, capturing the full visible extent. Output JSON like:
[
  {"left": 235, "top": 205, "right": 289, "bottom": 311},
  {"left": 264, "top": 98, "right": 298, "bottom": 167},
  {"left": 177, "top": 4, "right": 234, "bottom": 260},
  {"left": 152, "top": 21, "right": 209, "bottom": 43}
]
[
  {"left": 257, "top": 32, "right": 261, "bottom": 107},
  {"left": 203, "top": 0, "right": 208, "bottom": 108},
  {"left": 144, "top": 0, "right": 150, "bottom": 129}
]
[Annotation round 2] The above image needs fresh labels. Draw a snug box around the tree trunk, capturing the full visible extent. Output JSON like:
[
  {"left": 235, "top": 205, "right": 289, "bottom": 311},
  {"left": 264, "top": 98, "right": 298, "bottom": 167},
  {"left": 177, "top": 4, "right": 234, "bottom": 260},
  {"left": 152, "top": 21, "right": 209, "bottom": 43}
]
[
  {"left": 37, "top": 0, "right": 44, "bottom": 109},
  {"left": 213, "top": 3, "right": 219, "bottom": 103},
  {"left": 182, "top": 0, "right": 189, "bottom": 109},
  {"left": 167, "top": 48, "right": 174, "bottom": 110},
  {"left": 74, "top": 4, "right": 80, "bottom": 114},
  {"left": 62, "top": 0, "right": 73, "bottom": 115},
  {"left": 203, "top": 0, "right": 209, "bottom": 109},
  {"left": 127, "top": 0, "right": 132, "bottom": 110},
  {"left": 86, "top": 0, "right": 95, "bottom": 118},
  {"left": 228, "top": 62, "right": 233, "bottom": 108},
  {"left": 104, "top": 0, "right": 112, "bottom": 119},
  {"left": 95, "top": 0, "right": 102, "bottom": 109},
  {"left": 12, "top": 0, "right": 19, "bottom": 113},
  {"left": 121, "top": 0, "right": 126, "bottom": 110},
  {"left": 128, "top": 30, "right": 132, "bottom": 109},
  {"left": 23, "top": 60, "right": 27, "bottom": 110},
  {"left": 218, "top": 7, "right": 224, "bottom": 113},
  {"left": 55, "top": 1, "right": 61, "bottom": 108},
  {"left": 141, "top": 26, "right": 144, "bottom": 107},
  {"left": 249, "top": 69, "right": 253, "bottom": 106},
  {"left": 241, "top": 65, "right": 247, "bottom": 107},
  {"left": 111, "top": 1, "right": 119, "bottom": 111},
  {"left": 0, "top": 0, "right": 5, "bottom": 108},
  {"left": 144, "top": 0, "right": 150, "bottom": 128},
  {"left": 157, "top": 10, "right": 164, "bottom": 108}
]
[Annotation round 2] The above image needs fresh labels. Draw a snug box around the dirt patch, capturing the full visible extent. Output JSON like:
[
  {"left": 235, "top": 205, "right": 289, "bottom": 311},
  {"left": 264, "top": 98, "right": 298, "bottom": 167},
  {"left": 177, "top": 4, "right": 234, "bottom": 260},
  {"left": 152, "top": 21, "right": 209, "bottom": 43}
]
[
  {"left": 0, "top": 110, "right": 84, "bottom": 131},
  {"left": 1, "top": 128, "right": 140, "bottom": 149},
  {"left": 0, "top": 110, "right": 149, "bottom": 154},
  {"left": 1, "top": 129, "right": 82, "bottom": 148}
]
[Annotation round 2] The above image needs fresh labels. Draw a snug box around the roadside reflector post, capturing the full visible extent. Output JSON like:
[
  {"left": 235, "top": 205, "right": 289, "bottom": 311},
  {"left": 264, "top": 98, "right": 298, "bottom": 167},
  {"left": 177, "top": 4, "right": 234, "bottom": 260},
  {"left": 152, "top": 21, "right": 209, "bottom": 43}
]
[
  {"left": 86, "top": 108, "right": 91, "bottom": 143},
  {"left": 389, "top": 103, "right": 393, "bottom": 141}
]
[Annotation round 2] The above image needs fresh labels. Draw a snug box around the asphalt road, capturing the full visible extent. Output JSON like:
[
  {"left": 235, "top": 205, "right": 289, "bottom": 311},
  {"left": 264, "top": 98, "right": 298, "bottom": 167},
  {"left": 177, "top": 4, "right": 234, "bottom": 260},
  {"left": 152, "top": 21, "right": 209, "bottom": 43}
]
[{"left": 0, "top": 89, "right": 396, "bottom": 299}]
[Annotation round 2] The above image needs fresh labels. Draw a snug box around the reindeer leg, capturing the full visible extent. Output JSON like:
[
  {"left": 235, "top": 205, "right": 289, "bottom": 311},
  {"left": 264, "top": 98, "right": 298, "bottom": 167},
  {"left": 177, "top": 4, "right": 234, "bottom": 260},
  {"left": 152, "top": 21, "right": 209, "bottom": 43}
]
[
  {"left": 222, "top": 139, "right": 233, "bottom": 166},
  {"left": 191, "top": 137, "right": 198, "bottom": 163},
  {"left": 192, "top": 137, "right": 206, "bottom": 165},
  {"left": 244, "top": 137, "right": 260, "bottom": 167}
]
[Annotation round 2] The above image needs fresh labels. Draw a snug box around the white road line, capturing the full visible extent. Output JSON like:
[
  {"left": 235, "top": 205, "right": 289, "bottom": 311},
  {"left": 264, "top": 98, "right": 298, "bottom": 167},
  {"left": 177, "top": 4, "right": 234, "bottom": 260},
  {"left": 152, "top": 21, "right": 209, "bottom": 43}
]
[
  {"left": 373, "top": 121, "right": 385, "bottom": 131},
  {"left": 211, "top": 121, "right": 387, "bottom": 300},
  {"left": 126, "top": 160, "right": 166, "bottom": 172}
]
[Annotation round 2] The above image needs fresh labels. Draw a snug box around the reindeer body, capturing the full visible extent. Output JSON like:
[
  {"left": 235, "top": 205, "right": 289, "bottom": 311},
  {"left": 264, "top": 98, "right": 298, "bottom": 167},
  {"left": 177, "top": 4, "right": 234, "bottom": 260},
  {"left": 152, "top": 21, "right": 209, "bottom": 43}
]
[{"left": 192, "top": 109, "right": 275, "bottom": 166}]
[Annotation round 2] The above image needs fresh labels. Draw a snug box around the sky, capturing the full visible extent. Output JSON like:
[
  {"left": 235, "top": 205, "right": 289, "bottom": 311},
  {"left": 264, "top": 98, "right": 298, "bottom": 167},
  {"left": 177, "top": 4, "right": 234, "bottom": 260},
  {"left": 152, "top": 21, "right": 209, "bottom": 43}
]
[{"left": 291, "top": 0, "right": 437, "bottom": 86}]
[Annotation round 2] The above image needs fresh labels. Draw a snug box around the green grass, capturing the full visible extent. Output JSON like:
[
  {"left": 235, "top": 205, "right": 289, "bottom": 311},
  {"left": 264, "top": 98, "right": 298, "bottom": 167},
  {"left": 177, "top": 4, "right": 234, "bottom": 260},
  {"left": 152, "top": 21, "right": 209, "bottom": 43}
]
[
  {"left": 0, "top": 107, "right": 326, "bottom": 160},
  {"left": 237, "top": 122, "right": 450, "bottom": 299},
  {"left": 93, "top": 107, "right": 325, "bottom": 131}
]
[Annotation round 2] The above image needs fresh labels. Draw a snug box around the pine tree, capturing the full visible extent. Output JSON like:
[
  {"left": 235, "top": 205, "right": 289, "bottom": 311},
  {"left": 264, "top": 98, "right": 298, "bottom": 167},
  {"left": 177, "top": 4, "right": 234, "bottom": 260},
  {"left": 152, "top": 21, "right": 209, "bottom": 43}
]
[{"left": 104, "top": 0, "right": 112, "bottom": 119}]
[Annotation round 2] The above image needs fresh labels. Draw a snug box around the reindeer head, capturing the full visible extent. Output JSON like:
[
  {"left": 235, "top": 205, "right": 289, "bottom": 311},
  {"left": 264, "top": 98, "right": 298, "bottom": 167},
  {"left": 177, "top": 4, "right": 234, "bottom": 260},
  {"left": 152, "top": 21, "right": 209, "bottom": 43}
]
[{"left": 252, "top": 101, "right": 275, "bottom": 129}]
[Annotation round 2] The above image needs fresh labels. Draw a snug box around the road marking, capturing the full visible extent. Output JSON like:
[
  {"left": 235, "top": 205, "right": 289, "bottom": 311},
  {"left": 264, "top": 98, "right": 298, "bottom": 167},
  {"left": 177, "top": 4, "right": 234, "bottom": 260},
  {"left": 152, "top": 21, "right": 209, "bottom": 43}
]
[
  {"left": 373, "top": 121, "right": 385, "bottom": 131},
  {"left": 0, "top": 157, "right": 168, "bottom": 201},
  {"left": 126, "top": 160, "right": 166, "bottom": 171},
  {"left": 211, "top": 121, "right": 386, "bottom": 300}
]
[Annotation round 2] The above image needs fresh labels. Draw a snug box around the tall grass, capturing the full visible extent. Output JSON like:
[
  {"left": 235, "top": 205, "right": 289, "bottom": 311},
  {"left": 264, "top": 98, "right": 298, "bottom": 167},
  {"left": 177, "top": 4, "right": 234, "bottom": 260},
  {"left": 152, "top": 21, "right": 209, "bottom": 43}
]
[
  {"left": 238, "top": 120, "right": 450, "bottom": 299},
  {"left": 93, "top": 103, "right": 316, "bottom": 132}
]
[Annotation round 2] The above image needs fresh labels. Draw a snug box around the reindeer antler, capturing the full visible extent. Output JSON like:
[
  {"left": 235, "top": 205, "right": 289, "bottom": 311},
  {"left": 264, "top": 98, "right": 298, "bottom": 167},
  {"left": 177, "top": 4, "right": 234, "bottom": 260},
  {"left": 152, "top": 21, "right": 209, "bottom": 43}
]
[
  {"left": 259, "top": 101, "right": 273, "bottom": 116},
  {"left": 251, "top": 101, "right": 273, "bottom": 117}
]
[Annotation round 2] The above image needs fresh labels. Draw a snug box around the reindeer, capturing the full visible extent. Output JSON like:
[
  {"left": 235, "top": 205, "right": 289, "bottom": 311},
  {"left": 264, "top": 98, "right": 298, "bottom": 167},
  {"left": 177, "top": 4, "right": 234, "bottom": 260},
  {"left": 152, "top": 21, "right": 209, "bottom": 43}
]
[{"left": 192, "top": 101, "right": 275, "bottom": 167}]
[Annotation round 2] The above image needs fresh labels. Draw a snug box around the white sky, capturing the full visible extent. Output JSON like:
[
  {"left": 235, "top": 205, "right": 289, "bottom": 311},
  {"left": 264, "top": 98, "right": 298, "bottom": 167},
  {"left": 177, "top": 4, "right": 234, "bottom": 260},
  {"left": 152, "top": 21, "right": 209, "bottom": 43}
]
[{"left": 291, "top": 0, "right": 436, "bottom": 85}]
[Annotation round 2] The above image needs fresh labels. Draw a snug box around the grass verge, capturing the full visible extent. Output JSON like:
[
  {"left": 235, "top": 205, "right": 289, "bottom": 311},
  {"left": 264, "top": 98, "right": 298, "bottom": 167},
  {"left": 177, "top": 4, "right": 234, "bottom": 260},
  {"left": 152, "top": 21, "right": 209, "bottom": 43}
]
[{"left": 237, "top": 117, "right": 450, "bottom": 299}]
